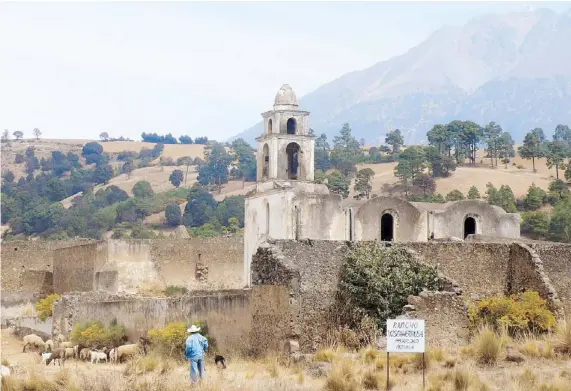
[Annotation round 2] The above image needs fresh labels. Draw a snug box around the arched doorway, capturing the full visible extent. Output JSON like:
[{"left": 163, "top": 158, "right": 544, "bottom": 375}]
[
  {"left": 287, "top": 118, "right": 297, "bottom": 134},
  {"left": 262, "top": 144, "right": 269, "bottom": 178},
  {"left": 268, "top": 118, "right": 273, "bottom": 133},
  {"left": 464, "top": 216, "right": 476, "bottom": 239},
  {"left": 286, "top": 143, "right": 300, "bottom": 180},
  {"left": 380, "top": 213, "right": 394, "bottom": 242}
]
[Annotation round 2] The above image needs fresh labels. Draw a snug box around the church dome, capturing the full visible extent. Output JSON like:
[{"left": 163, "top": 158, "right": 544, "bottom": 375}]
[{"left": 274, "top": 84, "right": 298, "bottom": 107}]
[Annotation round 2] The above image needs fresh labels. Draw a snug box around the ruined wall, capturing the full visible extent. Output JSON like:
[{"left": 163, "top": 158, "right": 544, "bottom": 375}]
[
  {"left": 1, "top": 239, "right": 94, "bottom": 297},
  {"left": 530, "top": 243, "right": 571, "bottom": 315},
  {"left": 404, "top": 291, "right": 470, "bottom": 347},
  {"left": 52, "top": 290, "right": 251, "bottom": 352},
  {"left": 406, "top": 242, "right": 511, "bottom": 300},
  {"left": 53, "top": 242, "right": 99, "bottom": 293},
  {"left": 250, "top": 285, "right": 292, "bottom": 355},
  {"left": 293, "top": 193, "right": 345, "bottom": 241}
]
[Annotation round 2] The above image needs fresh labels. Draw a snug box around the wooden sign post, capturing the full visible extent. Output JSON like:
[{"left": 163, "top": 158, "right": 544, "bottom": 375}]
[{"left": 386, "top": 319, "right": 426, "bottom": 389}]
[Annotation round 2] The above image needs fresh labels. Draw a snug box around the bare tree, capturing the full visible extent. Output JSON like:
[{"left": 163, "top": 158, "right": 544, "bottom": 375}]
[{"left": 33, "top": 128, "right": 42, "bottom": 140}]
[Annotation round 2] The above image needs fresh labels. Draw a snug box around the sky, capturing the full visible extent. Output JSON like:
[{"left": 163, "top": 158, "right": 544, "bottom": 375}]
[{"left": 1, "top": 1, "right": 569, "bottom": 142}]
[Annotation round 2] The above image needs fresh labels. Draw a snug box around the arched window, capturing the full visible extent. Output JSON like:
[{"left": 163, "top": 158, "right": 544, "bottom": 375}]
[
  {"left": 380, "top": 213, "right": 394, "bottom": 242},
  {"left": 285, "top": 143, "right": 300, "bottom": 180},
  {"left": 464, "top": 216, "right": 476, "bottom": 239},
  {"left": 286, "top": 118, "right": 297, "bottom": 134},
  {"left": 268, "top": 118, "right": 273, "bottom": 134},
  {"left": 262, "top": 143, "right": 269, "bottom": 178}
]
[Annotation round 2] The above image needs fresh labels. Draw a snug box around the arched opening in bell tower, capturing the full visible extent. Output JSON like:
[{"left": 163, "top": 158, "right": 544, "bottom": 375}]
[
  {"left": 286, "top": 143, "right": 300, "bottom": 180},
  {"left": 268, "top": 119, "right": 273, "bottom": 134},
  {"left": 287, "top": 118, "right": 297, "bottom": 135},
  {"left": 262, "top": 144, "right": 269, "bottom": 179}
]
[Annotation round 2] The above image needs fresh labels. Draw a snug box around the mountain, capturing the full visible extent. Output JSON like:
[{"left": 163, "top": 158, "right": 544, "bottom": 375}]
[{"left": 233, "top": 8, "right": 571, "bottom": 145}]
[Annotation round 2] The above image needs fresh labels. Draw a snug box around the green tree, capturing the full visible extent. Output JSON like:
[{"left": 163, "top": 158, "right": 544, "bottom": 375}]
[
  {"left": 2, "top": 170, "right": 15, "bottom": 184},
  {"left": 227, "top": 216, "right": 240, "bottom": 233},
  {"left": 385, "top": 129, "right": 404, "bottom": 154},
  {"left": 198, "top": 142, "right": 234, "bottom": 188},
  {"left": 523, "top": 183, "right": 547, "bottom": 211},
  {"left": 467, "top": 186, "right": 480, "bottom": 199},
  {"left": 353, "top": 168, "right": 375, "bottom": 200},
  {"left": 231, "top": 138, "right": 257, "bottom": 182},
  {"left": 326, "top": 170, "right": 350, "bottom": 199},
  {"left": 521, "top": 211, "right": 550, "bottom": 238},
  {"left": 413, "top": 174, "right": 436, "bottom": 196},
  {"left": 330, "top": 123, "right": 363, "bottom": 175},
  {"left": 483, "top": 122, "right": 502, "bottom": 167},
  {"left": 92, "top": 164, "right": 113, "bottom": 184},
  {"left": 99, "top": 132, "right": 109, "bottom": 141},
  {"left": 121, "top": 160, "right": 135, "bottom": 178},
  {"left": 547, "top": 179, "right": 570, "bottom": 203},
  {"left": 13, "top": 130, "right": 23, "bottom": 140},
  {"left": 315, "top": 133, "right": 331, "bottom": 171},
  {"left": 446, "top": 189, "right": 465, "bottom": 201},
  {"left": 394, "top": 146, "right": 425, "bottom": 194},
  {"left": 182, "top": 184, "right": 217, "bottom": 227},
  {"left": 549, "top": 197, "right": 571, "bottom": 242},
  {"left": 314, "top": 169, "right": 327, "bottom": 184},
  {"left": 169, "top": 169, "right": 184, "bottom": 188},
  {"left": 14, "top": 153, "right": 24, "bottom": 164},
  {"left": 486, "top": 183, "right": 516, "bottom": 213},
  {"left": 165, "top": 203, "right": 182, "bottom": 226},
  {"left": 545, "top": 140, "right": 568, "bottom": 179},
  {"left": 427, "top": 124, "right": 453, "bottom": 156},
  {"left": 518, "top": 129, "right": 546, "bottom": 172},
  {"left": 132, "top": 180, "right": 154, "bottom": 198},
  {"left": 553, "top": 124, "right": 571, "bottom": 147},
  {"left": 497, "top": 131, "right": 515, "bottom": 168},
  {"left": 424, "top": 146, "right": 456, "bottom": 178}
]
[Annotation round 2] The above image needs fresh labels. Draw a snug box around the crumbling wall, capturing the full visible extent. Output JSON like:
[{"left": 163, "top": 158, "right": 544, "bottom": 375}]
[
  {"left": 1, "top": 239, "right": 93, "bottom": 297},
  {"left": 530, "top": 243, "right": 571, "bottom": 315},
  {"left": 403, "top": 291, "right": 470, "bottom": 347},
  {"left": 406, "top": 242, "right": 511, "bottom": 300},
  {"left": 52, "top": 290, "right": 251, "bottom": 352},
  {"left": 53, "top": 242, "right": 99, "bottom": 293}
]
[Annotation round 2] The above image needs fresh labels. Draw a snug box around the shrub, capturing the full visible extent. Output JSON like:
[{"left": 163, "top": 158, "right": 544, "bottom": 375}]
[
  {"left": 446, "top": 189, "right": 465, "bottom": 201},
  {"left": 164, "top": 285, "right": 188, "bottom": 297},
  {"left": 70, "top": 320, "right": 127, "bottom": 348},
  {"left": 337, "top": 242, "right": 443, "bottom": 330},
  {"left": 132, "top": 180, "right": 154, "bottom": 198},
  {"left": 517, "top": 164, "right": 524, "bottom": 169},
  {"left": 324, "top": 359, "right": 360, "bottom": 391},
  {"left": 35, "top": 294, "right": 61, "bottom": 321},
  {"left": 165, "top": 203, "right": 182, "bottom": 226},
  {"left": 147, "top": 320, "right": 215, "bottom": 358},
  {"left": 473, "top": 327, "right": 502, "bottom": 365},
  {"left": 554, "top": 321, "right": 571, "bottom": 354},
  {"left": 469, "top": 291, "right": 556, "bottom": 335}
]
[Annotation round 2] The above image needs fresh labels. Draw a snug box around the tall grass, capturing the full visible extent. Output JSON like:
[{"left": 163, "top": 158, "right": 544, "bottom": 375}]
[{"left": 473, "top": 327, "right": 502, "bottom": 365}]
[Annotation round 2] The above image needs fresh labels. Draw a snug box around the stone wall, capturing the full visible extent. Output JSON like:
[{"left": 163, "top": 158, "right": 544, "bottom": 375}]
[
  {"left": 53, "top": 242, "right": 100, "bottom": 293},
  {"left": 530, "top": 243, "right": 571, "bottom": 315},
  {"left": 404, "top": 291, "right": 470, "bottom": 347},
  {"left": 1, "top": 239, "right": 94, "bottom": 298},
  {"left": 52, "top": 290, "right": 251, "bottom": 352}
]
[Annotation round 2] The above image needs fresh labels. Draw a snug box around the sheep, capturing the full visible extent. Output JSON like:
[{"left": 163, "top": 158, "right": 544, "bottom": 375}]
[
  {"left": 45, "top": 348, "right": 66, "bottom": 367},
  {"left": 90, "top": 351, "right": 107, "bottom": 364},
  {"left": 59, "top": 341, "right": 73, "bottom": 349},
  {"left": 64, "top": 347, "right": 75, "bottom": 360},
  {"left": 109, "top": 348, "right": 117, "bottom": 364},
  {"left": 116, "top": 337, "right": 149, "bottom": 363},
  {"left": 22, "top": 334, "right": 46, "bottom": 353},
  {"left": 40, "top": 352, "right": 53, "bottom": 365},
  {"left": 45, "top": 339, "right": 54, "bottom": 352},
  {"left": 79, "top": 348, "right": 91, "bottom": 361},
  {"left": 1, "top": 365, "right": 10, "bottom": 377}
]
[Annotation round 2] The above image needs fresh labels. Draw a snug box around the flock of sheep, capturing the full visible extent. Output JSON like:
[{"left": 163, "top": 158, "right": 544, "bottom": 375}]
[{"left": 22, "top": 333, "right": 149, "bottom": 367}]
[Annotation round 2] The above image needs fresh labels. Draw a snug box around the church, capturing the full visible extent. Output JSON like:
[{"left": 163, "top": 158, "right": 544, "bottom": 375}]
[{"left": 243, "top": 85, "right": 521, "bottom": 287}]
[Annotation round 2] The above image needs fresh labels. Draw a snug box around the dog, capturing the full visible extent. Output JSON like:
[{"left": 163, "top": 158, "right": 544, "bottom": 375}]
[{"left": 214, "top": 355, "right": 226, "bottom": 369}]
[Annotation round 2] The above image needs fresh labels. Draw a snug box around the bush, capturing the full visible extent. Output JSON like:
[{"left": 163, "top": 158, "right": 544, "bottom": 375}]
[
  {"left": 148, "top": 320, "right": 215, "bottom": 358},
  {"left": 164, "top": 285, "right": 188, "bottom": 297},
  {"left": 70, "top": 320, "right": 128, "bottom": 348},
  {"left": 35, "top": 294, "right": 61, "bottom": 321},
  {"left": 337, "top": 242, "right": 443, "bottom": 331},
  {"left": 554, "top": 321, "right": 571, "bottom": 355},
  {"left": 521, "top": 211, "right": 550, "bottom": 237},
  {"left": 445, "top": 189, "right": 465, "bottom": 201},
  {"left": 165, "top": 203, "right": 182, "bottom": 226},
  {"left": 132, "top": 180, "right": 154, "bottom": 198},
  {"left": 469, "top": 291, "right": 556, "bottom": 335},
  {"left": 473, "top": 327, "right": 502, "bottom": 365}
]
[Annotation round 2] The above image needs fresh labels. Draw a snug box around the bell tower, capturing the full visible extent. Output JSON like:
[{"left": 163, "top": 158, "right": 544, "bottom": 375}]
[{"left": 256, "top": 84, "right": 315, "bottom": 183}]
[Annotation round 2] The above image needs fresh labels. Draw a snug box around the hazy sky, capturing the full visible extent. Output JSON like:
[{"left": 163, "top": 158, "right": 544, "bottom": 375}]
[{"left": 1, "top": 1, "right": 569, "bottom": 142}]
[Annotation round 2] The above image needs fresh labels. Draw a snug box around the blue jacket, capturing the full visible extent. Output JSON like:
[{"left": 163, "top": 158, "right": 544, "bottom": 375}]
[{"left": 184, "top": 333, "right": 208, "bottom": 360}]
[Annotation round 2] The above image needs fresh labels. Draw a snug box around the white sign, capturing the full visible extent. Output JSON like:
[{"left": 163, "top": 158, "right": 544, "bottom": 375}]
[{"left": 386, "top": 319, "right": 425, "bottom": 353}]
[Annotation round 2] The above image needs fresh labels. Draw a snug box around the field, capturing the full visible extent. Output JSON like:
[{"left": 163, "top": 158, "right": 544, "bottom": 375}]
[{"left": 2, "top": 327, "right": 571, "bottom": 391}]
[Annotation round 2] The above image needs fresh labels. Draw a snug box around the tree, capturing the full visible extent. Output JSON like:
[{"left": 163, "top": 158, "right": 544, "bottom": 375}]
[
  {"left": 99, "top": 132, "right": 110, "bottom": 141},
  {"left": 179, "top": 135, "right": 193, "bottom": 144},
  {"left": 14, "top": 154, "right": 24, "bottom": 164},
  {"left": 519, "top": 129, "right": 546, "bottom": 172},
  {"left": 486, "top": 183, "right": 516, "bottom": 213},
  {"left": 1, "top": 129, "right": 9, "bottom": 141},
  {"left": 132, "top": 180, "right": 154, "bottom": 198},
  {"left": 32, "top": 128, "right": 42, "bottom": 140},
  {"left": 13, "top": 130, "right": 23, "bottom": 140},
  {"left": 165, "top": 203, "right": 182, "bottom": 226},
  {"left": 549, "top": 197, "right": 571, "bottom": 242},
  {"left": 314, "top": 169, "right": 327, "bottom": 184},
  {"left": 194, "top": 136, "right": 208, "bottom": 145},
  {"left": 446, "top": 189, "right": 465, "bottom": 201},
  {"left": 547, "top": 179, "right": 570, "bottom": 202},
  {"left": 497, "top": 131, "right": 515, "bottom": 168},
  {"left": 231, "top": 138, "right": 256, "bottom": 182},
  {"left": 182, "top": 184, "right": 217, "bottom": 227},
  {"left": 483, "top": 122, "right": 502, "bottom": 167},
  {"left": 169, "top": 169, "right": 184, "bottom": 188},
  {"left": 553, "top": 124, "right": 571, "bottom": 148},
  {"left": 315, "top": 133, "right": 331, "bottom": 171},
  {"left": 198, "top": 142, "right": 233, "bottom": 188},
  {"left": 424, "top": 146, "right": 456, "bottom": 177},
  {"left": 467, "top": 186, "right": 480, "bottom": 199},
  {"left": 25, "top": 146, "right": 35, "bottom": 158},
  {"left": 2, "top": 170, "right": 15, "bottom": 183},
  {"left": 92, "top": 164, "right": 113, "bottom": 184},
  {"left": 353, "top": 168, "right": 375, "bottom": 200},
  {"left": 122, "top": 160, "right": 135, "bottom": 178},
  {"left": 326, "top": 170, "right": 350, "bottom": 198},
  {"left": 545, "top": 140, "right": 568, "bottom": 179},
  {"left": 394, "top": 146, "right": 425, "bottom": 194},
  {"left": 330, "top": 123, "right": 363, "bottom": 175},
  {"left": 521, "top": 211, "right": 550, "bottom": 238},
  {"left": 523, "top": 183, "right": 547, "bottom": 211},
  {"left": 385, "top": 129, "right": 404, "bottom": 154},
  {"left": 413, "top": 174, "right": 436, "bottom": 196},
  {"left": 82, "top": 142, "right": 104, "bottom": 164},
  {"left": 25, "top": 156, "right": 40, "bottom": 174}
]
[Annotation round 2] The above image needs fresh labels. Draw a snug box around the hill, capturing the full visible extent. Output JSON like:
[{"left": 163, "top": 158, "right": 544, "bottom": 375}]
[{"left": 233, "top": 8, "right": 571, "bottom": 145}]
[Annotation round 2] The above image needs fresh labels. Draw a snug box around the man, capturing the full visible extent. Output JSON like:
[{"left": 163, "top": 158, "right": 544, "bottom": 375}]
[{"left": 184, "top": 324, "right": 209, "bottom": 384}]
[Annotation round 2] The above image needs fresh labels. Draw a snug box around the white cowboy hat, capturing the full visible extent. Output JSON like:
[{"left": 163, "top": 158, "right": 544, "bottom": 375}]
[{"left": 187, "top": 325, "right": 201, "bottom": 333}]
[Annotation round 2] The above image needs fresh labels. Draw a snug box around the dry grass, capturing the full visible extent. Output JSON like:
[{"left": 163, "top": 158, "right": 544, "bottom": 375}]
[
  {"left": 553, "top": 320, "right": 571, "bottom": 354},
  {"left": 472, "top": 327, "right": 503, "bottom": 365},
  {"left": 324, "top": 359, "right": 359, "bottom": 391}
]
